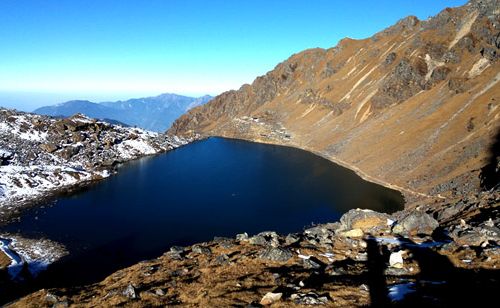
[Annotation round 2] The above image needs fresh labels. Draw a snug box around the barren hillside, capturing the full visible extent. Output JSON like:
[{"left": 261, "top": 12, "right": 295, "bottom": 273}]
[{"left": 170, "top": 0, "right": 500, "bottom": 203}]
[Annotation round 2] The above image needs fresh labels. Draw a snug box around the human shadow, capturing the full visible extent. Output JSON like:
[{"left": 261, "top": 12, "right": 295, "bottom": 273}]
[
  {"left": 365, "top": 236, "right": 390, "bottom": 307},
  {"left": 480, "top": 127, "right": 500, "bottom": 190},
  {"left": 392, "top": 235, "right": 500, "bottom": 307}
]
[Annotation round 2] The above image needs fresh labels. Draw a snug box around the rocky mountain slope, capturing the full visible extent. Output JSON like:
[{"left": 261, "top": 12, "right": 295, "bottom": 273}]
[
  {"left": 0, "top": 108, "right": 191, "bottom": 220},
  {"left": 35, "top": 93, "right": 212, "bottom": 132},
  {"left": 169, "top": 0, "right": 499, "bottom": 203}
]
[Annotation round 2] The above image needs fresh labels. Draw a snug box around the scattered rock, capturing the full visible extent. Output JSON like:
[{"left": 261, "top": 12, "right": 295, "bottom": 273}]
[
  {"left": 385, "top": 52, "right": 397, "bottom": 65},
  {"left": 236, "top": 232, "right": 249, "bottom": 241},
  {"left": 45, "top": 292, "right": 59, "bottom": 304},
  {"left": 259, "top": 247, "right": 293, "bottom": 262},
  {"left": 249, "top": 231, "right": 280, "bottom": 247},
  {"left": 122, "top": 284, "right": 137, "bottom": 299},
  {"left": 215, "top": 254, "right": 230, "bottom": 264},
  {"left": 285, "top": 233, "right": 301, "bottom": 245},
  {"left": 192, "top": 245, "right": 212, "bottom": 255},
  {"left": 302, "top": 257, "right": 324, "bottom": 269},
  {"left": 480, "top": 46, "right": 497, "bottom": 61},
  {"left": 155, "top": 289, "right": 166, "bottom": 296},
  {"left": 260, "top": 292, "right": 282, "bottom": 305},
  {"left": 292, "top": 292, "right": 329, "bottom": 305}
]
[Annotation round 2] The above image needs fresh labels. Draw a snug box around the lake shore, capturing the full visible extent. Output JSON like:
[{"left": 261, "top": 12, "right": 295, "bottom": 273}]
[{"left": 7, "top": 189, "right": 499, "bottom": 307}]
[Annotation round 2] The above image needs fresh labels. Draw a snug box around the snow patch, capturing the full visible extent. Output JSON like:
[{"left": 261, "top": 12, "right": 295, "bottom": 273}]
[
  {"left": 0, "top": 235, "right": 68, "bottom": 278},
  {"left": 388, "top": 282, "right": 416, "bottom": 302}
]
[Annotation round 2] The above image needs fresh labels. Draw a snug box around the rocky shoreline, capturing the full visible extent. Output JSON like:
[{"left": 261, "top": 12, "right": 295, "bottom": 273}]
[{"left": 8, "top": 190, "right": 498, "bottom": 307}]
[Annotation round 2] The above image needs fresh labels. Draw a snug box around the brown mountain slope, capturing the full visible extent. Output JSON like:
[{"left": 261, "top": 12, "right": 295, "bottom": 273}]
[{"left": 169, "top": 0, "right": 500, "bottom": 203}]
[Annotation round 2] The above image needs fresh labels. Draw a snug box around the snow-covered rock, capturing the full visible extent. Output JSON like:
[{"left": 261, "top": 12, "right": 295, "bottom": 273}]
[{"left": 0, "top": 108, "right": 192, "bottom": 214}]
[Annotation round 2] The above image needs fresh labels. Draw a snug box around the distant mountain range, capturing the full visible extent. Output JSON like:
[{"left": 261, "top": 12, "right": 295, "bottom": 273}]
[{"left": 34, "top": 93, "right": 212, "bottom": 132}]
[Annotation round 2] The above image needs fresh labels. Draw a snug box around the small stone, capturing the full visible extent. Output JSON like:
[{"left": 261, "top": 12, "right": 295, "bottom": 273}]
[
  {"left": 355, "top": 252, "right": 368, "bottom": 261},
  {"left": 389, "top": 251, "right": 404, "bottom": 268},
  {"left": 260, "top": 292, "right": 282, "bottom": 305},
  {"left": 122, "top": 284, "right": 137, "bottom": 299},
  {"left": 53, "top": 301, "right": 69, "bottom": 308},
  {"left": 170, "top": 246, "right": 185, "bottom": 253},
  {"left": 155, "top": 289, "right": 166, "bottom": 296},
  {"left": 285, "top": 233, "right": 301, "bottom": 245},
  {"left": 215, "top": 254, "right": 229, "bottom": 264},
  {"left": 236, "top": 232, "right": 249, "bottom": 241},
  {"left": 166, "top": 251, "right": 183, "bottom": 260},
  {"left": 45, "top": 292, "right": 59, "bottom": 304},
  {"left": 385, "top": 267, "right": 409, "bottom": 276},
  {"left": 192, "top": 245, "right": 212, "bottom": 255},
  {"left": 293, "top": 292, "right": 329, "bottom": 305},
  {"left": 360, "top": 284, "right": 369, "bottom": 291},
  {"left": 303, "top": 257, "right": 324, "bottom": 269}
]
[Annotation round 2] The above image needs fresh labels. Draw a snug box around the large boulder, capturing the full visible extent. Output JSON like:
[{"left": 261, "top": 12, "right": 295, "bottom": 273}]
[
  {"left": 340, "top": 209, "right": 392, "bottom": 233},
  {"left": 392, "top": 211, "right": 439, "bottom": 236}
]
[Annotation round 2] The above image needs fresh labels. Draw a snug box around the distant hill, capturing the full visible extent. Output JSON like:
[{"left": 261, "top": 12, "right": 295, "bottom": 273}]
[{"left": 34, "top": 94, "right": 212, "bottom": 132}]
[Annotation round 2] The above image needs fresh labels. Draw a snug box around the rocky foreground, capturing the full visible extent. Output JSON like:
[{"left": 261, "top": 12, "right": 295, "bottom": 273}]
[{"left": 8, "top": 190, "right": 498, "bottom": 307}]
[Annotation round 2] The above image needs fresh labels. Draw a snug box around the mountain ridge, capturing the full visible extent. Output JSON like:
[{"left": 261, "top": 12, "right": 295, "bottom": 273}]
[
  {"left": 35, "top": 93, "right": 213, "bottom": 132},
  {"left": 169, "top": 0, "right": 500, "bottom": 203}
]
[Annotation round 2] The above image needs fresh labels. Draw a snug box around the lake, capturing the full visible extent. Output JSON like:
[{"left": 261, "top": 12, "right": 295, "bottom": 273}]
[{"left": 1, "top": 137, "right": 403, "bottom": 287}]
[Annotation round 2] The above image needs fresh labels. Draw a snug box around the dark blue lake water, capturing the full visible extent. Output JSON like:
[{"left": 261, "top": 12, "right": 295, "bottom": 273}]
[{"left": 1, "top": 137, "right": 403, "bottom": 286}]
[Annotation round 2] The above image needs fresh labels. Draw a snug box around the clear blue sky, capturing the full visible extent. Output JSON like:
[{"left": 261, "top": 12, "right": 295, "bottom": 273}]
[{"left": 0, "top": 0, "right": 466, "bottom": 111}]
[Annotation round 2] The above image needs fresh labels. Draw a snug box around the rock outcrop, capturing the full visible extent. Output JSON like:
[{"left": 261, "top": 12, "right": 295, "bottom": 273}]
[{"left": 169, "top": 0, "right": 500, "bottom": 202}]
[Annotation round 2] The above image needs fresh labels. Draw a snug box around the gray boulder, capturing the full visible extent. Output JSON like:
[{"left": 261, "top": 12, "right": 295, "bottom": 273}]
[
  {"left": 249, "top": 231, "right": 280, "bottom": 247},
  {"left": 392, "top": 211, "right": 439, "bottom": 236},
  {"left": 259, "top": 247, "right": 293, "bottom": 262}
]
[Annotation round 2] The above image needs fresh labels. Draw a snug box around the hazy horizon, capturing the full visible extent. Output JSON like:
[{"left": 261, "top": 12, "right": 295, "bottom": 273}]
[
  {"left": 0, "top": 0, "right": 467, "bottom": 111},
  {"left": 0, "top": 90, "right": 215, "bottom": 112}
]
